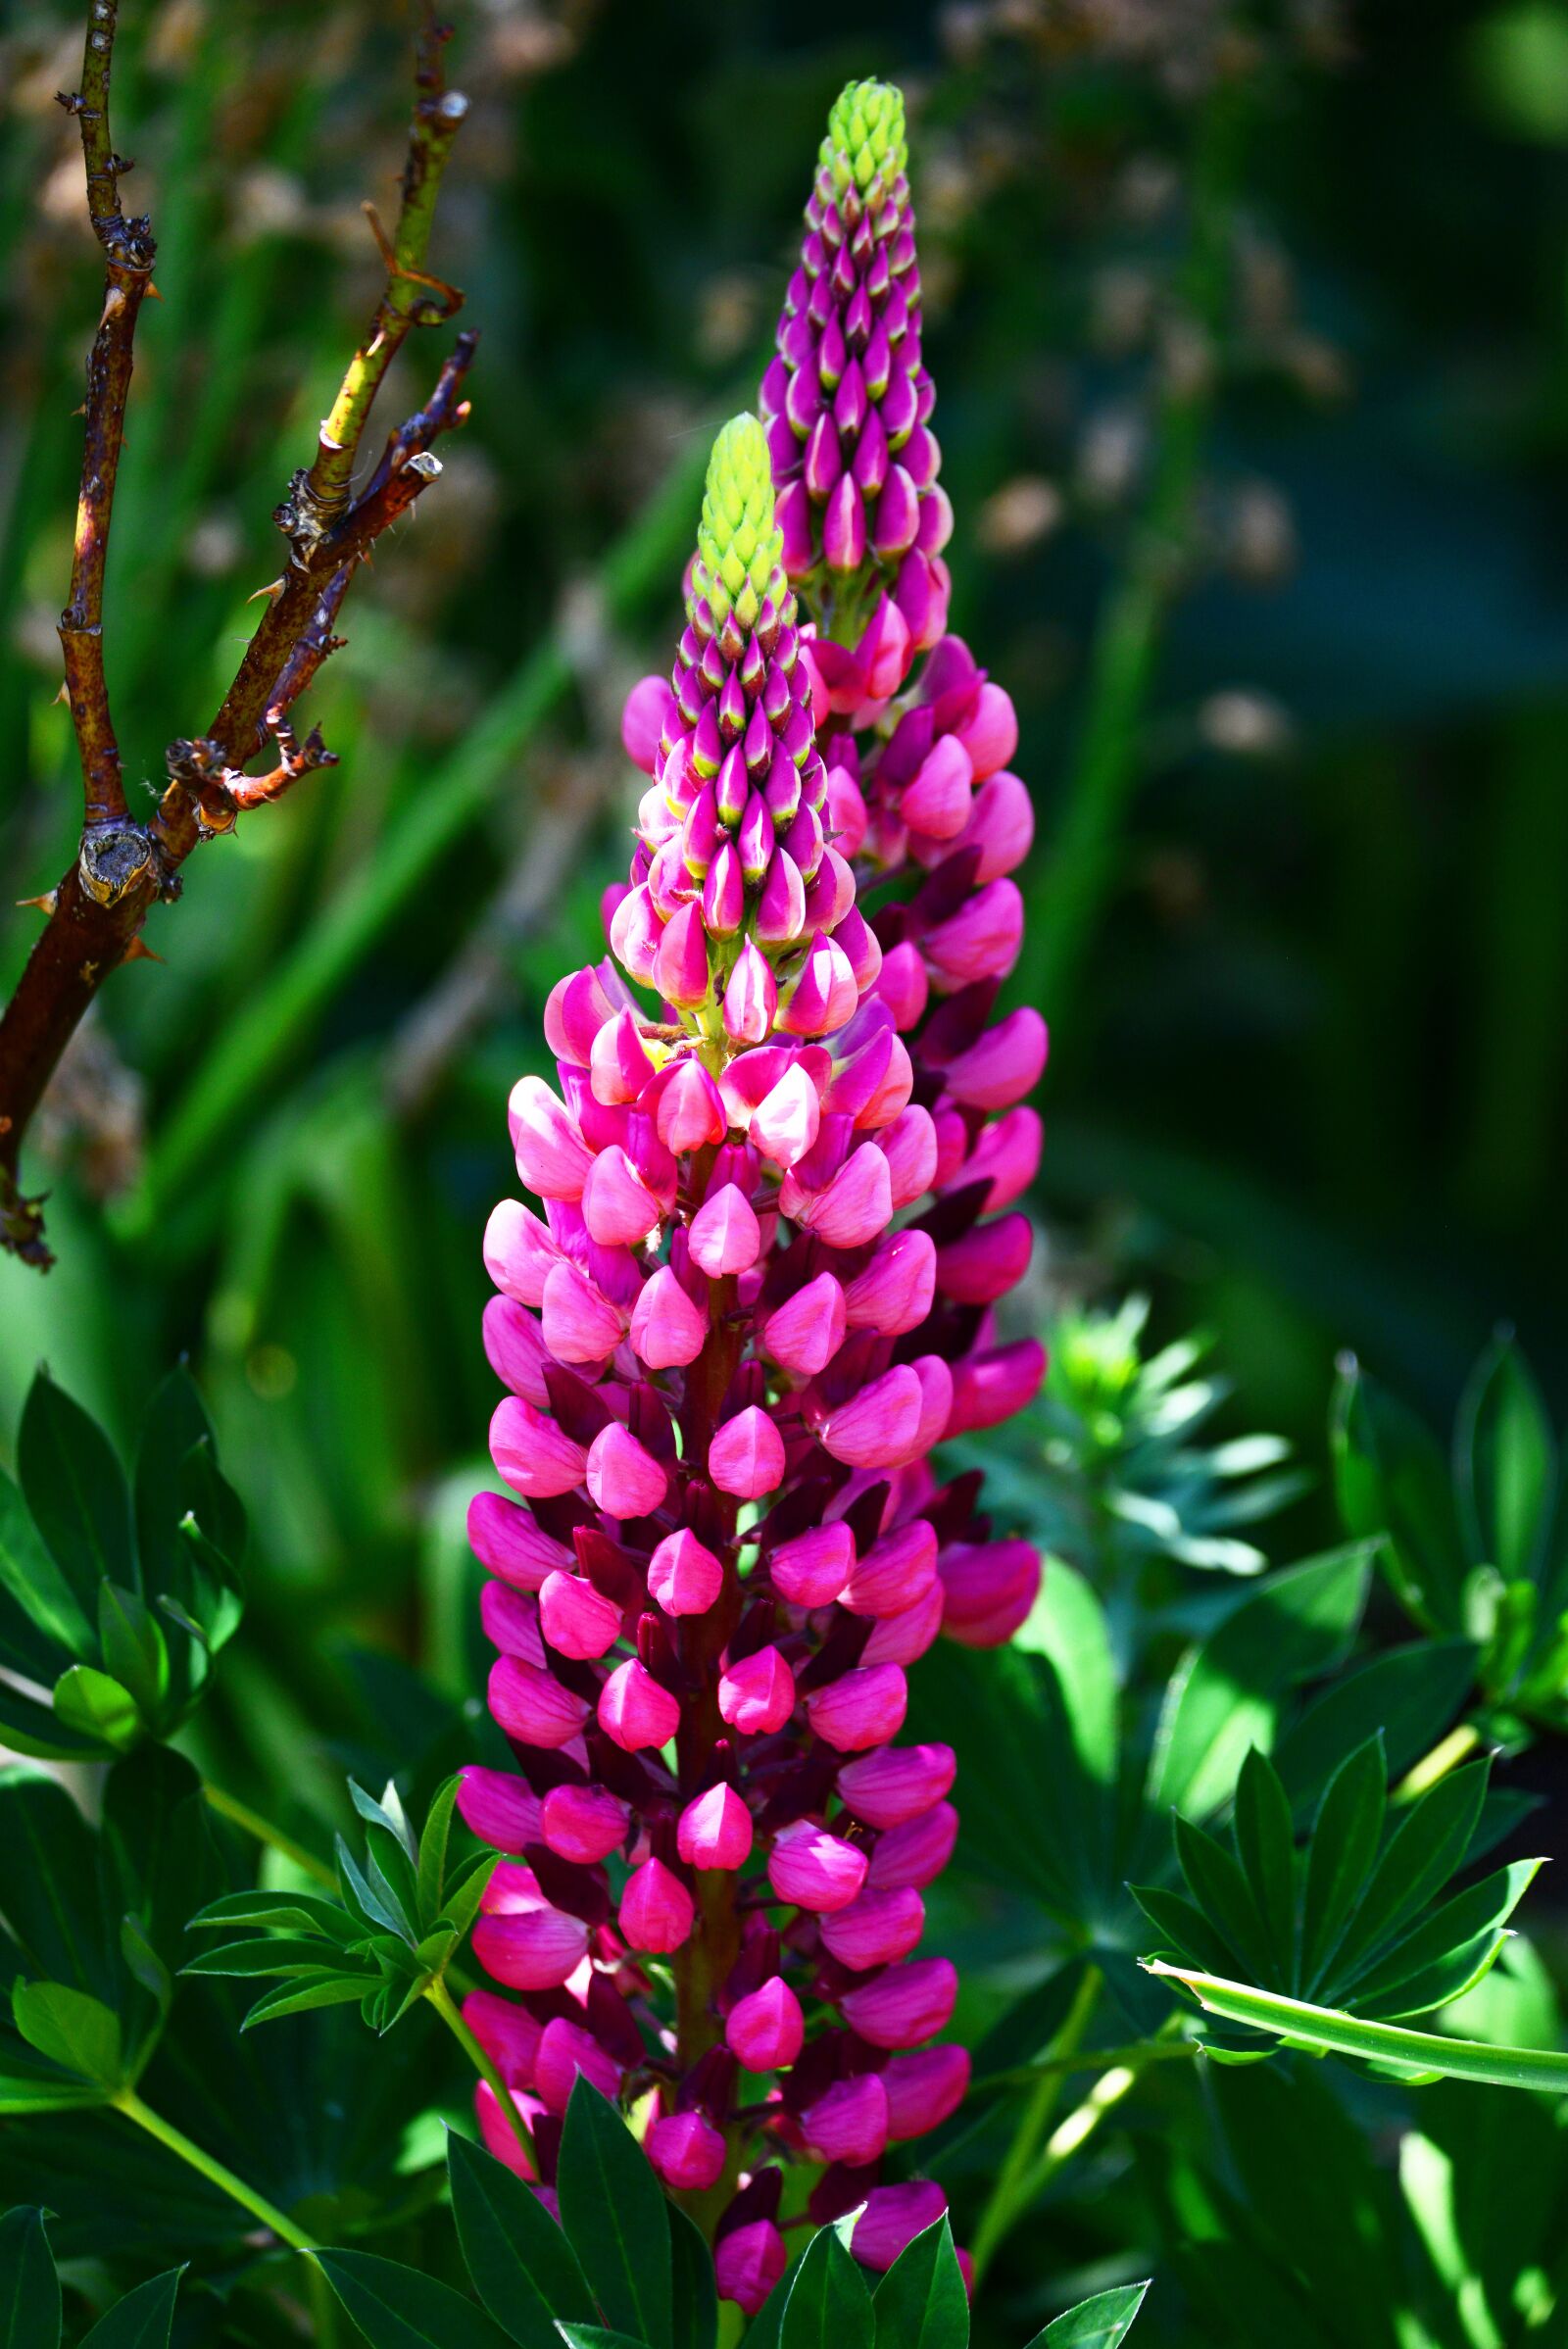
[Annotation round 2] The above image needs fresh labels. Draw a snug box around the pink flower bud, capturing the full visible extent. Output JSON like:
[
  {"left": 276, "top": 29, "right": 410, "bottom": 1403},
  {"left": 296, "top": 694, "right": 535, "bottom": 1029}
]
[
  {"left": 534, "top": 2017, "right": 621, "bottom": 2113},
  {"left": 709, "top": 1406, "right": 786, "bottom": 1499},
  {"left": 776, "top": 931, "right": 859, "bottom": 1039},
  {"left": 488, "top": 1655, "right": 590, "bottom": 1749},
  {"left": 910, "top": 1354, "right": 956, "bottom": 1455},
  {"left": 803, "top": 2072, "right": 890, "bottom": 2165},
  {"left": 476, "top": 2080, "right": 541, "bottom": 2177},
  {"left": 622, "top": 674, "right": 674, "bottom": 774},
  {"left": 585, "top": 1423, "right": 668, "bottom": 1518},
  {"left": 540, "top": 1782, "right": 629, "bottom": 1864},
  {"left": 761, "top": 1271, "right": 847, "bottom": 1377},
  {"left": 457, "top": 1766, "right": 542, "bottom": 1852},
  {"left": 851, "top": 2182, "right": 950, "bottom": 2271},
  {"left": 541, "top": 1260, "right": 625, "bottom": 1364},
  {"left": 485, "top": 1199, "right": 562, "bottom": 1307},
  {"left": 722, "top": 941, "right": 778, "bottom": 1045},
  {"left": 464, "top": 1987, "right": 541, "bottom": 2086},
  {"left": 473, "top": 1884, "right": 590, "bottom": 1991},
  {"left": 838, "top": 1743, "right": 956, "bottom": 1830},
  {"left": 619, "top": 1855, "right": 695, "bottom": 1951},
  {"left": 804, "top": 1660, "right": 907, "bottom": 1751},
  {"left": 840, "top": 1522, "right": 938, "bottom": 1619},
  {"left": 771, "top": 1521, "right": 854, "bottom": 1606},
  {"left": 510, "top": 1077, "right": 595, "bottom": 1201},
  {"left": 871, "top": 941, "right": 929, "bottom": 1031},
  {"left": 715, "top": 2220, "right": 788, "bottom": 2315},
  {"left": 901, "top": 734, "right": 973, "bottom": 839},
  {"left": 882, "top": 2046, "right": 971, "bottom": 2141},
  {"left": 483, "top": 1297, "right": 553, "bottom": 1407},
  {"left": 751, "top": 1062, "right": 822, "bottom": 1168},
  {"left": 839, "top": 1957, "right": 958, "bottom": 2049},
  {"left": 704, "top": 840, "right": 746, "bottom": 937},
  {"left": 629, "top": 1264, "right": 708, "bottom": 1369},
  {"left": 825, "top": 760, "right": 869, "bottom": 858},
  {"left": 490, "top": 1397, "right": 587, "bottom": 1500},
  {"left": 766, "top": 1819, "right": 868, "bottom": 1913},
  {"left": 545, "top": 964, "right": 615, "bottom": 1065},
  {"left": 819, "top": 1885, "right": 925, "bottom": 1970},
  {"left": 648, "top": 1528, "right": 725, "bottom": 1617},
  {"left": 591, "top": 1009, "right": 656, "bottom": 1106},
  {"left": 648, "top": 2110, "right": 727, "bottom": 2191},
  {"left": 581, "top": 1146, "right": 663, "bottom": 1248},
  {"left": 939, "top": 1538, "right": 1041, "bottom": 1646},
  {"left": 946, "top": 1341, "right": 1048, "bottom": 1438},
  {"left": 819, "top": 1365, "right": 925, "bottom": 1470},
  {"left": 655, "top": 1059, "right": 727, "bottom": 1152},
  {"left": 790, "top": 1143, "right": 893, "bottom": 1249},
  {"left": 718, "top": 1643, "right": 796, "bottom": 1735},
  {"left": 756, "top": 847, "right": 808, "bottom": 947},
  {"left": 861, "top": 1580, "right": 948, "bottom": 1670},
  {"left": 481, "top": 1579, "right": 546, "bottom": 1663},
  {"left": 941, "top": 1008, "right": 1048, "bottom": 1111},
  {"left": 953, "top": 769, "right": 1033, "bottom": 883},
  {"left": 867, "top": 1801, "right": 959, "bottom": 1891},
  {"left": 690, "top": 1183, "right": 762, "bottom": 1277},
  {"left": 822, "top": 474, "right": 868, "bottom": 572},
  {"left": 922, "top": 879, "right": 1024, "bottom": 992},
  {"left": 467, "top": 1491, "right": 571, "bottom": 1590},
  {"left": 677, "top": 1783, "right": 754, "bottom": 1870},
  {"left": 599, "top": 1656, "right": 682, "bottom": 1750},
  {"left": 874, "top": 1106, "right": 938, "bottom": 1208},
  {"left": 956, "top": 1105, "right": 1043, "bottom": 1212},
  {"left": 726, "top": 1975, "right": 806, "bottom": 2071},
  {"left": 539, "top": 1569, "right": 622, "bottom": 1661},
  {"left": 843, "top": 1230, "right": 937, "bottom": 1336},
  {"left": 936, "top": 1213, "right": 1034, "bottom": 1305},
  {"left": 956, "top": 680, "right": 1018, "bottom": 779},
  {"left": 655, "top": 902, "right": 711, "bottom": 1010}
]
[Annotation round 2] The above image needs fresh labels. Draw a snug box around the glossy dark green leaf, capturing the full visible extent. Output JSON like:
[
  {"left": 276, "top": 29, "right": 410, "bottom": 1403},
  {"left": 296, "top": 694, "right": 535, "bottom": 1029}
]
[
  {"left": 0, "top": 2209, "right": 58, "bottom": 2349},
  {"left": 239, "top": 1976, "right": 371, "bottom": 2027},
  {"left": 0, "top": 1686, "right": 107, "bottom": 1768},
  {"left": 417, "top": 1776, "right": 461, "bottom": 1931},
  {"left": 0, "top": 1474, "right": 88, "bottom": 1676},
  {"left": 555, "top": 2330, "right": 652, "bottom": 2349},
  {"left": 1332, "top": 1365, "right": 1467, "bottom": 1633},
  {"left": 557, "top": 2081, "right": 671, "bottom": 2349},
  {"left": 77, "top": 2269, "right": 183, "bottom": 2349},
  {"left": 17, "top": 1378, "right": 134, "bottom": 1609},
  {"left": 50, "top": 1669, "right": 139, "bottom": 1756},
  {"left": 0, "top": 1772, "right": 111, "bottom": 1996},
  {"left": 668, "top": 2206, "right": 717, "bottom": 2349},
  {"left": 95, "top": 1587, "right": 167, "bottom": 1727},
  {"left": 1457, "top": 1338, "right": 1556, "bottom": 1586},
  {"left": 871, "top": 2218, "right": 967, "bottom": 2349},
  {"left": 1130, "top": 1884, "right": 1236, "bottom": 1977},
  {"left": 1332, "top": 1760, "right": 1491, "bottom": 1982},
  {"left": 133, "top": 1368, "right": 216, "bottom": 1599},
  {"left": 447, "top": 2130, "right": 594, "bottom": 2349},
  {"left": 314, "top": 2251, "right": 513, "bottom": 2349},
  {"left": 1232, "top": 1750, "right": 1296, "bottom": 1967},
  {"left": 10, "top": 1986, "right": 122, "bottom": 2093},
  {"left": 1152, "top": 1547, "right": 1372, "bottom": 1817},
  {"left": 1174, "top": 1817, "right": 1279, "bottom": 1987},
  {"left": 1347, "top": 1859, "right": 1540, "bottom": 2015},
  {"left": 1273, "top": 1641, "right": 1477, "bottom": 1810},
  {"left": 779, "top": 2226, "right": 872, "bottom": 2349},
  {"left": 1300, "top": 1736, "right": 1386, "bottom": 1992},
  {"left": 1031, "top": 2283, "right": 1148, "bottom": 2349}
]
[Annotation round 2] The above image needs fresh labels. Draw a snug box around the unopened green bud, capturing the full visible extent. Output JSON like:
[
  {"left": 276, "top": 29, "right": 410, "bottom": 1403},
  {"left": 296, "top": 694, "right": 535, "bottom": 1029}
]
[
  {"left": 820, "top": 78, "right": 907, "bottom": 200},
  {"left": 690, "top": 414, "right": 783, "bottom": 630}
]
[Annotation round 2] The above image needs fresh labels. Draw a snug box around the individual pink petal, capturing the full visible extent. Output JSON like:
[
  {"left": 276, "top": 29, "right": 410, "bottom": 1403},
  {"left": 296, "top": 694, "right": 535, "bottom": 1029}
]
[
  {"left": 841, "top": 1521, "right": 939, "bottom": 1618},
  {"left": 467, "top": 1491, "right": 572, "bottom": 1590},
  {"left": 647, "top": 1528, "right": 725, "bottom": 1617},
  {"left": 770, "top": 1521, "right": 855, "bottom": 1607},
  {"left": 475, "top": 2080, "right": 541, "bottom": 2177},
  {"left": 482, "top": 1296, "right": 553, "bottom": 1404},
  {"left": 540, "top": 1782, "right": 629, "bottom": 1864},
  {"left": 689, "top": 1183, "right": 762, "bottom": 1278},
  {"left": 599, "top": 1657, "right": 682, "bottom": 1750},
  {"left": 541, "top": 1259, "right": 625, "bottom": 1364},
  {"left": 619, "top": 1855, "right": 695, "bottom": 1951},
  {"left": 473, "top": 1895, "right": 590, "bottom": 1992},
  {"left": 939, "top": 1538, "right": 1042, "bottom": 1646},
  {"left": 761, "top": 1271, "right": 847, "bottom": 1377},
  {"left": 487, "top": 1655, "right": 589, "bottom": 1749},
  {"left": 677, "top": 1783, "right": 754, "bottom": 1870},
  {"left": 490, "top": 1397, "right": 587, "bottom": 1499},
  {"left": 622, "top": 674, "right": 674, "bottom": 774},
  {"left": 766, "top": 1818, "right": 867, "bottom": 1913},
  {"left": 955, "top": 679, "right": 1018, "bottom": 779},
  {"left": 464, "top": 1986, "right": 542, "bottom": 2087},
  {"left": 945, "top": 1341, "right": 1048, "bottom": 1438},
  {"left": 457, "top": 1766, "right": 542, "bottom": 1853},
  {"left": 726, "top": 1975, "right": 805, "bottom": 2071},
  {"left": 819, "top": 1885, "right": 925, "bottom": 1970},
  {"left": 534, "top": 2016, "right": 621, "bottom": 2112},
  {"left": 955, "top": 1105, "right": 1044, "bottom": 1212},
  {"left": 509, "top": 1076, "right": 594, "bottom": 1201},
  {"left": 804, "top": 1661, "right": 907, "bottom": 1751},
  {"left": 851, "top": 2181, "right": 950, "bottom": 2271},
  {"left": 648, "top": 2110, "right": 726, "bottom": 2190},
  {"left": 722, "top": 940, "right": 779, "bottom": 1045},
  {"left": 629, "top": 1264, "right": 708, "bottom": 1369},
  {"left": 838, "top": 1743, "right": 956, "bottom": 1829},
  {"left": 545, "top": 964, "right": 615, "bottom": 1065},
  {"left": 484, "top": 1199, "right": 563, "bottom": 1307},
  {"left": 717, "top": 1643, "right": 796, "bottom": 1735},
  {"left": 750, "top": 1062, "right": 822, "bottom": 1168},
  {"left": 715, "top": 2221, "right": 788, "bottom": 2315},
  {"left": 875, "top": 1106, "right": 938, "bottom": 1208},
  {"left": 900, "top": 733, "right": 973, "bottom": 839},
  {"left": 656, "top": 902, "right": 711, "bottom": 1009},
  {"left": 941, "top": 1008, "right": 1048, "bottom": 1110},
  {"left": 867, "top": 1801, "right": 959, "bottom": 1891},
  {"left": 921, "top": 878, "right": 1024, "bottom": 992},
  {"left": 882, "top": 2045, "right": 971, "bottom": 2141},
  {"left": 951, "top": 768, "right": 1033, "bottom": 882},
  {"left": 709, "top": 1406, "right": 786, "bottom": 1498},
  {"left": 803, "top": 2073, "right": 890, "bottom": 2165},
  {"left": 655, "top": 1058, "right": 728, "bottom": 1152},
  {"left": 585, "top": 1423, "right": 668, "bottom": 1518},
  {"left": 581, "top": 1146, "right": 664, "bottom": 1248},
  {"left": 818, "top": 1364, "right": 924, "bottom": 1469},
  {"left": 480, "top": 1579, "right": 546, "bottom": 1663},
  {"left": 842, "top": 1230, "right": 937, "bottom": 1336},
  {"left": 795, "top": 1142, "right": 894, "bottom": 1249},
  {"left": 538, "top": 1569, "right": 622, "bottom": 1660},
  {"left": 839, "top": 1957, "right": 958, "bottom": 2049}
]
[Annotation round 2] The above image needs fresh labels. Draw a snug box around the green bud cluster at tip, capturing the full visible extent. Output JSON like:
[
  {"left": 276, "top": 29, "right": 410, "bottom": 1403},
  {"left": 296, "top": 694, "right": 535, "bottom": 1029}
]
[
  {"left": 820, "top": 77, "right": 907, "bottom": 199},
  {"left": 689, "top": 413, "right": 784, "bottom": 630}
]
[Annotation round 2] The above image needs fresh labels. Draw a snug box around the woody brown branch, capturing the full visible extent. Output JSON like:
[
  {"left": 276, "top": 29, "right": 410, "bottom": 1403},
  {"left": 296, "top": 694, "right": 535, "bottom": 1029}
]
[{"left": 0, "top": 6, "right": 471, "bottom": 1268}]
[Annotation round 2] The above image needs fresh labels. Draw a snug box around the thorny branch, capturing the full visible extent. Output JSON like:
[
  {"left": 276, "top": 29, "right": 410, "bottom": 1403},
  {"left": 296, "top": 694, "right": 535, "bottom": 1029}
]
[{"left": 0, "top": 4, "right": 473, "bottom": 1268}]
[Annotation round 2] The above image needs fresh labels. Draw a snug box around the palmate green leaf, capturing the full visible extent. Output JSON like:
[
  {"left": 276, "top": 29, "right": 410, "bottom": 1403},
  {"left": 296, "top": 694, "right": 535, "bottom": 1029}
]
[
  {"left": 313, "top": 2252, "right": 513, "bottom": 2349},
  {"left": 16, "top": 1378, "right": 135, "bottom": 1612},
  {"left": 10, "top": 1986, "right": 122, "bottom": 2095},
  {"left": 239, "top": 1976, "right": 373, "bottom": 2028},
  {"left": 1332, "top": 1362, "right": 1468, "bottom": 1633},
  {"left": 1029, "top": 2283, "right": 1149, "bottom": 2349},
  {"left": 871, "top": 2218, "right": 967, "bottom": 2349},
  {"left": 77, "top": 2271, "right": 183, "bottom": 2349},
  {"left": 0, "top": 2209, "right": 58, "bottom": 2349},
  {"left": 1143, "top": 1964, "right": 1568, "bottom": 2091},
  {"left": 1173, "top": 1817, "right": 1278, "bottom": 1989},
  {"left": 669, "top": 2208, "right": 717, "bottom": 2349},
  {"left": 447, "top": 2131, "right": 595, "bottom": 2349},
  {"left": 1347, "top": 1860, "right": 1542, "bottom": 2018},
  {"left": 1231, "top": 1748, "right": 1296, "bottom": 1966},
  {"left": 1299, "top": 1736, "right": 1386, "bottom": 1988},
  {"left": 1272, "top": 1640, "right": 1477, "bottom": 1813},
  {"left": 417, "top": 1775, "right": 462, "bottom": 1930},
  {"left": 1328, "top": 1760, "right": 1492, "bottom": 1983},
  {"left": 779, "top": 2224, "right": 873, "bottom": 2349},
  {"left": 187, "top": 1888, "right": 363, "bottom": 1942},
  {"left": 1456, "top": 1336, "right": 1556, "bottom": 1587},
  {"left": 181, "top": 1936, "right": 357, "bottom": 1980},
  {"left": 556, "top": 2080, "right": 672, "bottom": 2349}
]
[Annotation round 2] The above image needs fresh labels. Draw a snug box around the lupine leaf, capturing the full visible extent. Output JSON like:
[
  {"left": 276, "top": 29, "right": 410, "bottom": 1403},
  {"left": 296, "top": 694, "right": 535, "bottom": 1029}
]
[
  {"left": 557, "top": 2081, "right": 672, "bottom": 2349},
  {"left": 417, "top": 1775, "right": 461, "bottom": 1929},
  {"left": 1031, "top": 2283, "right": 1149, "bottom": 2348},
  {"left": 1332, "top": 1364, "right": 1467, "bottom": 1632},
  {"left": 0, "top": 2209, "right": 58, "bottom": 2349},
  {"left": 668, "top": 2207, "right": 718, "bottom": 2349},
  {"left": 871, "top": 2218, "right": 968, "bottom": 2349},
  {"left": 1330, "top": 1761, "right": 1491, "bottom": 1981},
  {"left": 447, "top": 2132, "right": 594, "bottom": 2349},
  {"left": 17, "top": 1379, "right": 134, "bottom": 1610},
  {"left": 1299, "top": 1736, "right": 1386, "bottom": 1990},
  {"left": 239, "top": 1977, "right": 375, "bottom": 2028},
  {"left": 51, "top": 1670, "right": 140, "bottom": 1756},
  {"left": 0, "top": 1687, "right": 106, "bottom": 1768},
  {"left": 314, "top": 2252, "right": 513, "bottom": 2349},
  {"left": 555, "top": 2330, "right": 652, "bottom": 2349},
  {"left": 1231, "top": 1750, "right": 1297, "bottom": 1974},
  {"left": 0, "top": 1775, "right": 112, "bottom": 1998},
  {"left": 1456, "top": 1337, "right": 1556, "bottom": 1586},
  {"left": 77, "top": 2270, "right": 183, "bottom": 2349},
  {"left": 779, "top": 2225, "right": 872, "bottom": 2349},
  {"left": 1143, "top": 1964, "right": 1568, "bottom": 2090},
  {"left": 0, "top": 1474, "right": 89, "bottom": 1670},
  {"left": 1174, "top": 1817, "right": 1279, "bottom": 1989},
  {"left": 10, "top": 1987, "right": 122, "bottom": 2093},
  {"left": 1272, "top": 1642, "right": 1477, "bottom": 1813}
]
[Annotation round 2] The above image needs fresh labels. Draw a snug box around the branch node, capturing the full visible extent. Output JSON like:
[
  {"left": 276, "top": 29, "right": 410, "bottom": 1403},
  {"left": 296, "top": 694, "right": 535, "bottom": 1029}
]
[{"left": 76, "top": 820, "right": 154, "bottom": 907}]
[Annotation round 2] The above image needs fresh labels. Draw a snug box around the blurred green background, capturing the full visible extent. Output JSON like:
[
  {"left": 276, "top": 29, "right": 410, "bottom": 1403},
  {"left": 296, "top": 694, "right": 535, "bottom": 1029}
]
[{"left": 1, "top": 0, "right": 1566, "bottom": 1933}]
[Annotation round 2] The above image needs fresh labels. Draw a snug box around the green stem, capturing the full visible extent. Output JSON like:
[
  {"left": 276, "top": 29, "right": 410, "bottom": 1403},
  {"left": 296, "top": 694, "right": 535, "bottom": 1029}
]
[
  {"left": 1027, "top": 72, "right": 1249, "bottom": 1025},
  {"left": 981, "top": 2036, "right": 1200, "bottom": 2091},
  {"left": 202, "top": 1783, "right": 336, "bottom": 1887},
  {"left": 112, "top": 2087, "right": 318, "bottom": 2252},
  {"left": 1395, "top": 1721, "right": 1482, "bottom": 1804},
  {"left": 425, "top": 1973, "right": 537, "bottom": 2172},
  {"left": 969, "top": 1965, "right": 1102, "bottom": 2282}
]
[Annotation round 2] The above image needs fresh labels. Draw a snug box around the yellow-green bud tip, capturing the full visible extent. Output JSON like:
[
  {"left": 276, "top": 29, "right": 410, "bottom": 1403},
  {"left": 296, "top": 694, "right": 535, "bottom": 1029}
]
[
  {"left": 691, "top": 413, "right": 782, "bottom": 630},
  {"left": 821, "top": 78, "right": 907, "bottom": 197}
]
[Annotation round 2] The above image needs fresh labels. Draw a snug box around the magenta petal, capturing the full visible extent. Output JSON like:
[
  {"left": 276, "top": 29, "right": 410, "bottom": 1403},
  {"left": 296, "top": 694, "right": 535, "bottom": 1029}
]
[
  {"left": 709, "top": 1404, "right": 786, "bottom": 1498},
  {"left": 585, "top": 1423, "right": 669, "bottom": 1518}
]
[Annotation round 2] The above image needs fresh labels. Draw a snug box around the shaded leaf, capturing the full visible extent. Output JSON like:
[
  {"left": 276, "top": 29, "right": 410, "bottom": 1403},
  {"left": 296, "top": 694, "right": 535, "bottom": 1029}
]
[
  {"left": 17, "top": 1379, "right": 133, "bottom": 1609},
  {"left": 314, "top": 2251, "right": 513, "bottom": 2349},
  {"left": 77, "top": 2271, "right": 183, "bottom": 2349},
  {"left": 871, "top": 2218, "right": 967, "bottom": 2349},
  {"left": 1032, "top": 2284, "right": 1149, "bottom": 2349},
  {"left": 668, "top": 2208, "right": 717, "bottom": 2349},
  {"left": 779, "top": 2226, "right": 872, "bottom": 2349},
  {"left": 556, "top": 2081, "right": 671, "bottom": 2349},
  {"left": 0, "top": 2209, "right": 58, "bottom": 2349},
  {"left": 448, "top": 2132, "right": 594, "bottom": 2349}
]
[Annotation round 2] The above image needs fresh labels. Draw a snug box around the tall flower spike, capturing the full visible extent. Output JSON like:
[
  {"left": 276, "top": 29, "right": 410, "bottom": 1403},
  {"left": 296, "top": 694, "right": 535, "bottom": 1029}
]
[
  {"left": 760, "top": 77, "right": 952, "bottom": 685},
  {"left": 470, "top": 403, "right": 1005, "bottom": 2303}
]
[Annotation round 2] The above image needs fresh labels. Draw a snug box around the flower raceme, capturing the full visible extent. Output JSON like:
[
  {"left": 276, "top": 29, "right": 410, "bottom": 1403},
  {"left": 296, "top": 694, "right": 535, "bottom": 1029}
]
[{"left": 464, "top": 87, "right": 1045, "bottom": 2310}]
